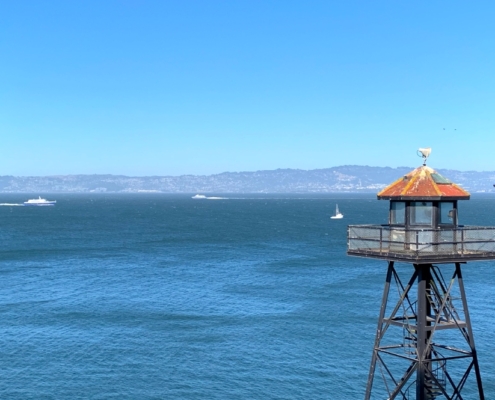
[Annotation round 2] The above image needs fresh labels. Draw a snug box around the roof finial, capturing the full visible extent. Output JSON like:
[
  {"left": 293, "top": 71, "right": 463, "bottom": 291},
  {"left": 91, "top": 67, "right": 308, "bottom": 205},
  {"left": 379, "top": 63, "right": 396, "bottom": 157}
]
[{"left": 417, "top": 147, "right": 431, "bottom": 166}]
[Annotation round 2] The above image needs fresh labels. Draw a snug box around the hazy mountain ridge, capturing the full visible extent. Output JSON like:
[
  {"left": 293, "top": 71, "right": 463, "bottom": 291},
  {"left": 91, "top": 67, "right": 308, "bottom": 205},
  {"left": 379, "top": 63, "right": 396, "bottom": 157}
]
[{"left": 1, "top": 166, "right": 494, "bottom": 193}]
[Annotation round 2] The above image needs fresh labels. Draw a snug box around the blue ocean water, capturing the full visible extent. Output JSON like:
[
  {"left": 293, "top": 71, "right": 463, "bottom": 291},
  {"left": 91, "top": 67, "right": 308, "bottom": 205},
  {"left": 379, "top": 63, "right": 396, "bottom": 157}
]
[{"left": 0, "top": 193, "right": 494, "bottom": 399}]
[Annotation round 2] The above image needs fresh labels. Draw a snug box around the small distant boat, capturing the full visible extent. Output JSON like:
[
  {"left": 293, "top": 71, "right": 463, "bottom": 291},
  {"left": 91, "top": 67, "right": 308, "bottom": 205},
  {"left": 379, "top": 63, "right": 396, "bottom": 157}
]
[
  {"left": 330, "top": 204, "right": 343, "bottom": 219},
  {"left": 192, "top": 194, "right": 227, "bottom": 200},
  {"left": 23, "top": 196, "right": 56, "bottom": 206}
]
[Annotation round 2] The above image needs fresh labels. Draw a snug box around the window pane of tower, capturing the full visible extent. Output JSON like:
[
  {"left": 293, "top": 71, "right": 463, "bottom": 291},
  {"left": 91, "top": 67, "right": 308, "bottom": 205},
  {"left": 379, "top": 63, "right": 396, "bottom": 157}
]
[
  {"left": 439, "top": 202, "right": 455, "bottom": 224},
  {"left": 410, "top": 202, "right": 433, "bottom": 225},
  {"left": 390, "top": 202, "right": 405, "bottom": 224}
]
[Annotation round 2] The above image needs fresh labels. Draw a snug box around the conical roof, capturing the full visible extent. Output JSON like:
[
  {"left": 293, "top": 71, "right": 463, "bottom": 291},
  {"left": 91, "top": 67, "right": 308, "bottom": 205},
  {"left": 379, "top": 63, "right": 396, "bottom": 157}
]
[{"left": 377, "top": 165, "right": 470, "bottom": 200}]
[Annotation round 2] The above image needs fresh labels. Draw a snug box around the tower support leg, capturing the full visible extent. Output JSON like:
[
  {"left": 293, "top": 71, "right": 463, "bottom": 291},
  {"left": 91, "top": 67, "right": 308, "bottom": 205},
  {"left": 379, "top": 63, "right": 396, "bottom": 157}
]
[
  {"left": 364, "top": 261, "right": 394, "bottom": 400},
  {"left": 456, "top": 263, "right": 485, "bottom": 400}
]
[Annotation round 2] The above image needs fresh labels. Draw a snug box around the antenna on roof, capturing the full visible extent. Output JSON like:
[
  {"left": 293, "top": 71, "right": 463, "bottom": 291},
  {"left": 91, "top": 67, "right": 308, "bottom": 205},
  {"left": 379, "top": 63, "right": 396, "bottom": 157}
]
[{"left": 417, "top": 147, "right": 431, "bottom": 166}]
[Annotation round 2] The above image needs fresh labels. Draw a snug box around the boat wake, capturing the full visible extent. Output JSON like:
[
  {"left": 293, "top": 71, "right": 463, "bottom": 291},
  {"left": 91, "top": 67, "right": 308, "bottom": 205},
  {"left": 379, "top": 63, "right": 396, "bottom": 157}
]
[
  {"left": 0, "top": 203, "right": 25, "bottom": 206},
  {"left": 192, "top": 194, "right": 228, "bottom": 200}
]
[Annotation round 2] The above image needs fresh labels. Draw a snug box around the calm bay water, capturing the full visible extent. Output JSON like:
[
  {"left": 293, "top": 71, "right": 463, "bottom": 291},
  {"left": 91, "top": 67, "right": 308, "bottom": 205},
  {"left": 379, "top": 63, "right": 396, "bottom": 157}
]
[{"left": 0, "top": 193, "right": 494, "bottom": 399}]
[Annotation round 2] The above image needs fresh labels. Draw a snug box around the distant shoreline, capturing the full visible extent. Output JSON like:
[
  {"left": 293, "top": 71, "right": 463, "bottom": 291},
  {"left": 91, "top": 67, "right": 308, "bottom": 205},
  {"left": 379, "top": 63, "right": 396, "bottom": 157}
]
[{"left": 0, "top": 166, "right": 494, "bottom": 194}]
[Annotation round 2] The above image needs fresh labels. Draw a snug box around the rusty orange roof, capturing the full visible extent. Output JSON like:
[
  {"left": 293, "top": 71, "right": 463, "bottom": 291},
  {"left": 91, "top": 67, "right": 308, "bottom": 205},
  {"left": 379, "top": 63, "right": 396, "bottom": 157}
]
[{"left": 377, "top": 165, "right": 470, "bottom": 200}]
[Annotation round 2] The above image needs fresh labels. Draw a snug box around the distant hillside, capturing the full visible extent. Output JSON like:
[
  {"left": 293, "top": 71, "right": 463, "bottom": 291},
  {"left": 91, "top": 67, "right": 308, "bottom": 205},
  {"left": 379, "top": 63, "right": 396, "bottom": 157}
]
[{"left": 1, "top": 166, "right": 494, "bottom": 193}]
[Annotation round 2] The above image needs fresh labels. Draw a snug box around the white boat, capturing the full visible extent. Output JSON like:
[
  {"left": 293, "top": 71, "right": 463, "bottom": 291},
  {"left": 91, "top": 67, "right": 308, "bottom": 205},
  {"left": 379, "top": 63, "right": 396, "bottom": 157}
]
[
  {"left": 330, "top": 204, "right": 343, "bottom": 219},
  {"left": 23, "top": 196, "right": 56, "bottom": 206},
  {"left": 192, "top": 194, "right": 207, "bottom": 199}
]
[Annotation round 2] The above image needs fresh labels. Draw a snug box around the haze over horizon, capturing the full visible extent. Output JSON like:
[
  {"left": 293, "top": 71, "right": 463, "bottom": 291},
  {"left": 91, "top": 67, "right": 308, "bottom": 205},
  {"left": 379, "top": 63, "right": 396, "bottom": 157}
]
[
  {"left": 2, "top": 162, "right": 495, "bottom": 179},
  {"left": 2, "top": 1, "right": 495, "bottom": 176}
]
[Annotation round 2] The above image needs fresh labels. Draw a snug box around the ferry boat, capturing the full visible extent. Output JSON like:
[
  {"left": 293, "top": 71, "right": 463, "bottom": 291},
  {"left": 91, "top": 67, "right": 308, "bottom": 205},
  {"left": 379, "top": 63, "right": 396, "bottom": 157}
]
[
  {"left": 23, "top": 197, "right": 56, "bottom": 206},
  {"left": 192, "top": 194, "right": 207, "bottom": 199}
]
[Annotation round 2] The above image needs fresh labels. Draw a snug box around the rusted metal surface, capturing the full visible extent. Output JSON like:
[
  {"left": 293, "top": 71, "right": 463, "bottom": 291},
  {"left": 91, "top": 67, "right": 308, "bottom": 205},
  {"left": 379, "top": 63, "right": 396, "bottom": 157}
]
[{"left": 377, "top": 166, "right": 470, "bottom": 200}]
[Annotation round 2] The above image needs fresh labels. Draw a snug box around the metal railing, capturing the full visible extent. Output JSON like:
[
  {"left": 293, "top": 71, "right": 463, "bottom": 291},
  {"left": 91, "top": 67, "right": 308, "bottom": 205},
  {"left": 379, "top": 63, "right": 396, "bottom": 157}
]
[{"left": 347, "top": 225, "right": 495, "bottom": 261}]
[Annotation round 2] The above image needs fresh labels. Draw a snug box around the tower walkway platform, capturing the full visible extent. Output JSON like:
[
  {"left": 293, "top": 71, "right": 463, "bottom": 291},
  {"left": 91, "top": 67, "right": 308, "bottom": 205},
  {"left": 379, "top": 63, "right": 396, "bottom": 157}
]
[{"left": 348, "top": 225, "right": 495, "bottom": 263}]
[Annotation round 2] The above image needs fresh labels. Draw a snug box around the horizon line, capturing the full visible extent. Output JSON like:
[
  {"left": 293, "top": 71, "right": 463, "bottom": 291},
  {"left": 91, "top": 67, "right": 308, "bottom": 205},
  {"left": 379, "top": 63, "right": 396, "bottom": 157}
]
[{"left": 1, "top": 164, "right": 491, "bottom": 178}]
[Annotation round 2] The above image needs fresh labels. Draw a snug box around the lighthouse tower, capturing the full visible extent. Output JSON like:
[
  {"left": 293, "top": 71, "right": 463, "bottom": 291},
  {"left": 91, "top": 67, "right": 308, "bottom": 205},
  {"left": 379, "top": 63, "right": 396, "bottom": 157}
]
[{"left": 347, "top": 149, "right": 495, "bottom": 400}]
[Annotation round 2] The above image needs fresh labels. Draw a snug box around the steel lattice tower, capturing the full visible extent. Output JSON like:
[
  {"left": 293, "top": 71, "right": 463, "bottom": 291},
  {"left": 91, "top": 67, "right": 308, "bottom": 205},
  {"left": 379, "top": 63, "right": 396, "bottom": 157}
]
[{"left": 347, "top": 151, "right": 495, "bottom": 399}]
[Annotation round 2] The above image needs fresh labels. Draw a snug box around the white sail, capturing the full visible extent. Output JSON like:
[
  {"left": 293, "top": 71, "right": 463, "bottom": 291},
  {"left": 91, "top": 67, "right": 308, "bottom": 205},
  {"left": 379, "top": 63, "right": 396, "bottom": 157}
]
[{"left": 331, "top": 204, "right": 343, "bottom": 219}]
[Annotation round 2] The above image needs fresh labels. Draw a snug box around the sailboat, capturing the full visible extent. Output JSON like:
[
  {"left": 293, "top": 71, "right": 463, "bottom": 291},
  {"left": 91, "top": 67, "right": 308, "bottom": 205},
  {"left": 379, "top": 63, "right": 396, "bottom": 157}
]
[{"left": 331, "top": 204, "right": 343, "bottom": 219}]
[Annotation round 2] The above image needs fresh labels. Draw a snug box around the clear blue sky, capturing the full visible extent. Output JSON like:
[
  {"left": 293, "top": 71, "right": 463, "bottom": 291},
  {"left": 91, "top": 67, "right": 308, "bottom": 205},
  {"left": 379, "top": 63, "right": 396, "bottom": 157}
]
[{"left": 1, "top": 1, "right": 495, "bottom": 176}]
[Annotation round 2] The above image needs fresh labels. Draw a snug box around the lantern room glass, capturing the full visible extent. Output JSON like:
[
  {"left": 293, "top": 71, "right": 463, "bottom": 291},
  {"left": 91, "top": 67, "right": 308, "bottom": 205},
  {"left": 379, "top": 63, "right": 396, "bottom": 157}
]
[
  {"left": 439, "top": 201, "right": 456, "bottom": 225},
  {"left": 410, "top": 201, "right": 433, "bottom": 226},
  {"left": 390, "top": 201, "right": 406, "bottom": 225}
]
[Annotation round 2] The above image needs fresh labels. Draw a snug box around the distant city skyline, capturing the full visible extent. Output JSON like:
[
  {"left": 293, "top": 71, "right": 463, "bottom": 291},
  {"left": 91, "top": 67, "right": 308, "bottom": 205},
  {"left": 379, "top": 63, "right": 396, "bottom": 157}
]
[{"left": 2, "top": 1, "right": 495, "bottom": 176}]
